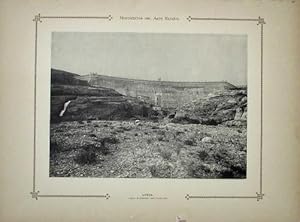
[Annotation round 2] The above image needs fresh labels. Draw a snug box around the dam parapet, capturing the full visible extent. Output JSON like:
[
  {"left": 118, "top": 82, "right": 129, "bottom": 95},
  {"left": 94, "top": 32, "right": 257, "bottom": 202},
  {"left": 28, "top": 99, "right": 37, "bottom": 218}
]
[{"left": 78, "top": 73, "right": 237, "bottom": 109}]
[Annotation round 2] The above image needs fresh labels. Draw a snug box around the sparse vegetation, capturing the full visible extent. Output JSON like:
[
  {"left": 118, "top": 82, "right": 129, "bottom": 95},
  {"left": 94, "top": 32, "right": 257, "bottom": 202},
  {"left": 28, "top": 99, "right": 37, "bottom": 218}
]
[
  {"left": 184, "top": 138, "right": 195, "bottom": 146},
  {"left": 158, "top": 136, "right": 164, "bottom": 141},
  {"left": 99, "top": 136, "right": 119, "bottom": 145},
  {"left": 50, "top": 119, "right": 246, "bottom": 178},
  {"left": 149, "top": 165, "right": 159, "bottom": 177},
  {"left": 160, "top": 149, "right": 172, "bottom": 160},
  {"left": 197, "top": 150, "right": 209, "bottom": 161},
  {"left": 74, "top": 149, "right": 97, "bottom": 165},
  {"left": 146, "top": 138, "right": 152, "bottom": 144},
  {"left": 187, "top": 161, "right": 212, "bottom": 178}
]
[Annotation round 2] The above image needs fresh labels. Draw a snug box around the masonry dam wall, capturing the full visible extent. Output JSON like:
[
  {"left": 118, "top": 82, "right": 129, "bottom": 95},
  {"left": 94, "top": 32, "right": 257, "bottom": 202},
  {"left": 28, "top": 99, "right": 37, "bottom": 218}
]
[{"left": 79, "top": 74, "right": 237, "bottom": 109}]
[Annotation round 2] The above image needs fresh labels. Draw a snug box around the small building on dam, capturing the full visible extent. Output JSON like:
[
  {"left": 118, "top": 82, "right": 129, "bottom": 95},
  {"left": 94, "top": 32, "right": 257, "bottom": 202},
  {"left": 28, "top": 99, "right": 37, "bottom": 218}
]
[{"left": 79, "top": 73, "right": 237, "bottom": 109}]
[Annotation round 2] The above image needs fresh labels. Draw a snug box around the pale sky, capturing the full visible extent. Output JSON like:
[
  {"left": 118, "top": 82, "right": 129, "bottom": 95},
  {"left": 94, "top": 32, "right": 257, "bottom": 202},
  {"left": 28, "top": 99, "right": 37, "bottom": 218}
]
[{"left": 52, "top": 32, "right": 247, "bottom": 86}]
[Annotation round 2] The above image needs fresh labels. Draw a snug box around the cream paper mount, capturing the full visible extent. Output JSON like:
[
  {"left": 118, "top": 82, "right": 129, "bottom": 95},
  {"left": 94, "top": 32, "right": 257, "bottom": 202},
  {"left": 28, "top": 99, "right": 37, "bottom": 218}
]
[{"left": 31, "top": 13, "right": 265, "bottom": 201}]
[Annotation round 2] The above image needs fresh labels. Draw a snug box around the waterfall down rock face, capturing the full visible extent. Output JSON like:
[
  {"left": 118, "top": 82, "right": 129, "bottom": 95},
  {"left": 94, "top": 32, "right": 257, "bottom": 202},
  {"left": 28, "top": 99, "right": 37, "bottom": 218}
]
[{"left": 59, "top": 100, "right": 71, "bottom": 117}]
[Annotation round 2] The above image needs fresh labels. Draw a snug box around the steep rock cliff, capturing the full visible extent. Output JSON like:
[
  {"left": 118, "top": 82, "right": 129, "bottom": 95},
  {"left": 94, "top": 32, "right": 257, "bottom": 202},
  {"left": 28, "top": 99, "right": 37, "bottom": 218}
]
[{"left": 51, "top": 69, "right": 152, "bottom": 122}]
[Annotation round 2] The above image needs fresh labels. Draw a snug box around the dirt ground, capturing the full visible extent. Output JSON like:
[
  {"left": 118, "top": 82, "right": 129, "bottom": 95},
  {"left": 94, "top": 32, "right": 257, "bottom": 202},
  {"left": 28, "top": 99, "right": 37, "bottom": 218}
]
[{"left": 50, "top": 120, "right": 247, "bottom": 179}]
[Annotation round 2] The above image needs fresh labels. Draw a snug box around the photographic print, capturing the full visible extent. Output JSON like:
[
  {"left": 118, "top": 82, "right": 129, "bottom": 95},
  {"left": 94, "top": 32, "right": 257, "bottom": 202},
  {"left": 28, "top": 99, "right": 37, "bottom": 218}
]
[{"left": 50, "top": 32, "right": 247, "bottom": 179}]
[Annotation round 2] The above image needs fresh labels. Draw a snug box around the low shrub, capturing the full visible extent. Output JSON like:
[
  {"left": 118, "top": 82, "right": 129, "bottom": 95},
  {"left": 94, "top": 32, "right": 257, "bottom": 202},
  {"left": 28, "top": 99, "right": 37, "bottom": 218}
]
[
  {"left": 158, "top": 136, "right": 164, "bottom": 141},
  {"left": 200, "top": 118, "right": 218, "bottom": 126},
  {"left": 116, "top": 129, "right": 124, "bottom": 133},
  {"left": 50, "top": 141, "right": 61, "bottom": 154},
  {"left": 119, "top": 126, "right": 132, "bottom": 131},
  {"left": 158, "top": 130, "right": 166, "bottom": 136},
  {"left": 197, "top": 150, "right": 209, "bottom": 161},
  {"left": 99, "top": 144, "right": 110, "bottom": 155},
  {"left": 99, "top": 136, "right": 119, "bottom": 145},
  {"left": 184, "top": 139, "right": 195, "bottom": 146},
  {"left": 176, "top": 131, "right": 184, "bottom": 136},
  {"left": 218, "top": 168, "right": 234, "bottom": 178},
  {"left": 212, "top": 148, "right": 229, "bottom": 162},
  {"left": 187, "top": 161, "right": 212, "bottom": 178},
  {"left": 160, "top": 149, "right": 172, "bottom": 160},
  {"left": 149, "top": 163, "right": 172, "bottom": 178},
  {"left": 95, "top": 136, "right": 119, "bottom": 155},
  {"left": 74, "top": 149, "right": 97, "bottom": 165},
  {"left": 149, "top": 165, "right": 158, "bottom": 177}
]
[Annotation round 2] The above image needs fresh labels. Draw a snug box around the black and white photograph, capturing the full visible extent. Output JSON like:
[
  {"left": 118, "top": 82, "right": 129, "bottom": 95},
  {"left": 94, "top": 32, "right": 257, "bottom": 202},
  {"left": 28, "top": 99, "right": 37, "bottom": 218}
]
[{"left": 50, "top": 32, "right": 247, "bottom": 179}]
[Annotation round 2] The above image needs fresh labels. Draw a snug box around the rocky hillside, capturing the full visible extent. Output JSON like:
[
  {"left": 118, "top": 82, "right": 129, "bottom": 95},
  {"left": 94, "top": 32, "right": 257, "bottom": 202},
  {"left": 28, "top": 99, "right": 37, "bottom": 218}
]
[
  {"left": 170, "top": 88, "right": 247, "bottom": 126},
  {"left": 51, "top": 69, "right": 153, "bottom": 123}
]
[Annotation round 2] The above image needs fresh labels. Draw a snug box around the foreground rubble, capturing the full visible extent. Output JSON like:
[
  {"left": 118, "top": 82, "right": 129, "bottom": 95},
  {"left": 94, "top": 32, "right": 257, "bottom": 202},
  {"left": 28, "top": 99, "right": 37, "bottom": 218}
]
[{"left": 50, "top": 120, "right": 246, "bottom": 178}]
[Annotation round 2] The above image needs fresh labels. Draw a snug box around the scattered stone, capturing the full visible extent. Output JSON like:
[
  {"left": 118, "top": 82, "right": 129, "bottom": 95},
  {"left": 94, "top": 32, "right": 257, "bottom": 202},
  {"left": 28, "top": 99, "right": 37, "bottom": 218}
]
[
  {"left": 201, "top": 137, "right": 213, "bottom": 143},
  {"left": 174, "top": 111, "right": 187, "bottom": 120},
  {"left": 227, "top": 99, "right": 237, "bottom": 104}
]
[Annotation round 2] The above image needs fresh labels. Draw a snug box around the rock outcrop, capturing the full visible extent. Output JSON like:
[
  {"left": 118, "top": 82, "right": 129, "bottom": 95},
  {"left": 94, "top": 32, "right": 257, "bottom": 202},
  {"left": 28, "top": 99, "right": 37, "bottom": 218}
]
[{"left": 172, "top": 88, "right": 247, "bottom": 126}]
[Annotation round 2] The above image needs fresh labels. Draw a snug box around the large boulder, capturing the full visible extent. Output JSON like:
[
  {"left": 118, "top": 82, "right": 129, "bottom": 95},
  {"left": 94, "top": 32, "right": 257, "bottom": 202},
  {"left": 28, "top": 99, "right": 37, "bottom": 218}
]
[
  {"left": 174, "top": 111, "right": 187, "bottom": 120},
  {"left": 234, "top": 107, "right": 243, "bottom": 120}
]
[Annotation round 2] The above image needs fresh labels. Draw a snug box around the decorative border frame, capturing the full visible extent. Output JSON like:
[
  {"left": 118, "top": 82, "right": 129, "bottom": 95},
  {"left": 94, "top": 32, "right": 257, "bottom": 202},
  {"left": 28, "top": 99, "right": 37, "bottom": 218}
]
[{"left": 31, "top": 14, "right": 265, "bottom": 201}]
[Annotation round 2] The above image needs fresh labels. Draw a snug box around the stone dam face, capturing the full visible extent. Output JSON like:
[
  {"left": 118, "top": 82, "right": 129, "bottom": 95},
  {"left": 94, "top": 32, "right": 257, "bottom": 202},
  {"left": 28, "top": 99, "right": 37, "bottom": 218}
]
[{"left": 78, "top": 74, "right": 237, "bottom": 109}]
